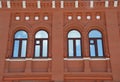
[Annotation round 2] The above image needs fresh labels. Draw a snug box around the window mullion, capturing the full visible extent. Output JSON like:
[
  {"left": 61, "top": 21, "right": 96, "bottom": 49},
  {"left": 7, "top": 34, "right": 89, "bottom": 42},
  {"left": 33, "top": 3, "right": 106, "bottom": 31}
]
[
  {"left": 47, "top": 39, "right": 49, "bottom": 58},
  {"left": 95, "top": 39, "right": 98, "bottom": 57},
  {"left": 80, "top": 38, "right": 82, "bottom": 57},
  {"left": 19, "top": 39, "right": 22, "bottom": 58},
  {"left": 90, "top": 38, "right": 94, "bottom": 57},
  {"left": 101, "top": 38, "right": 104, "bottom": 57},
  {"left": 40, "top": 40, "right": 43, "bottom": 57},
  {"left": 34, "top": 39, "right": 36, "bottom": 58},
  {"left": 73, "top": 39, "right": 76, "bottom": 57}
]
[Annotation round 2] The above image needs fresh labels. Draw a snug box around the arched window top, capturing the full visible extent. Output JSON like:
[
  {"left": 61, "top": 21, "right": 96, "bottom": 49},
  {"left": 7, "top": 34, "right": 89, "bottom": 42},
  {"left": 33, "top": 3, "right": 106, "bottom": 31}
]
[
  {"left": 89, "top": 30, "right": 102, "bottom": 38},
  {"left": 15, "top": 30, "right": 28, "bottom": 38},
  {"left": 68, "top": 30, "right": 81, "bottom": 38},
  {"left": 35, "top": 30, "right": 48, "bottom": 38}
]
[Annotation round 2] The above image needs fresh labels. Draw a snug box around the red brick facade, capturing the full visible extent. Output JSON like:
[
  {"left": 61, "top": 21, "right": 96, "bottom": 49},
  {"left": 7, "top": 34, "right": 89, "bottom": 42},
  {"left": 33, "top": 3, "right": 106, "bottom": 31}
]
[{"left": 0, "top": 0, "right": 120, "bottom": 82}]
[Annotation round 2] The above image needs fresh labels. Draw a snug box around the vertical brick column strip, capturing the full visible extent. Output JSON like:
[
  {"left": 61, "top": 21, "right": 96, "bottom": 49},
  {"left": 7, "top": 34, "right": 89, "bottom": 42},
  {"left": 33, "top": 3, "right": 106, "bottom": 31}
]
[
  {"left": 105, "top": 10, "right": 120, "bottom": 82},
  {"left": 51, "top": 10, "right": 64, "bottom": 82},
  {"left": 0, "top": 12, "right": 11, "bottom": 82}
]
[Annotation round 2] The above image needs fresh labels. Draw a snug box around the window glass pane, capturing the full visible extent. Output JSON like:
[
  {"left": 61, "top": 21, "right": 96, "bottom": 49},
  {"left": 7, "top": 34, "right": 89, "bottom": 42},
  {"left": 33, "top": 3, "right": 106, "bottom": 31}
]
[
  {"left": 68, "top": 40, "right": 74, "bottom": 57},
  {"left": 42, "top": 40, "right": 48, "bottom": 57},
  {"left": 35, "top": 45, "right": 40, "bottom": 57},
  {"left": 36, "top": 40, "right": 40, "bottom": 45},
  {"left": 21, "top": 40, "right": 27, "bottom": 57},
  {"left": 90, "top": 44, "right": 96, "bottom": 57},
  {"left": 97, "top": 40, "right": 104, "bottom": 56},
  {"left": 89, "top": 30, "right": 102, "bottom": 38},
  {"left": 90, "top": 40, "right": 94, "bottom": 44},
  {"left": 68, "top": 30, "right": 81, "bottom": 38},
  {"left": 13, "top": 40, "right": 19, "bottom": 57},
  {"left": 15, "top": 31, "right": 28, "bottom": 38},
  {"left": 76, "top": 40, "right": 81, "bottom": 57},
  {"left": 35, "top": 30, "right": 48, "bottom": 38}
]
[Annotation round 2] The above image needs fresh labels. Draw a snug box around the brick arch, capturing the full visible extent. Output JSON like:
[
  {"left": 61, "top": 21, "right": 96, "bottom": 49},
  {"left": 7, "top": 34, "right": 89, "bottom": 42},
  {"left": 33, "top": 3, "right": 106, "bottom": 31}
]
[
  {"left": 64, "top": 21, "right": 84, "bottom": 36},
  {"left": 64, "top": 22, "right": 84, "bottom": 32},
  {"left": 84, "top": 22, "right": 107, "bottom": 43},
  {"left": 32, "top": 22, "right": 51, "bottom": 35},
  {"left": 84, "top": 22, "right": 106, "bottom": 41},
  {"left": 84, "top": 21, "right": 106, "bottom": 34},
  {"left": 6, "top": 23, "right": 31, "bottom": 58},
  {"left": 85, "top": 23, "right": 110, "bottom": 58},
  {"left": 64, "top": 22, "right": 84, "bottom": 48},
  {"left": 63, "top": 22, "right": 84, "bottom": 58},
  {"left": 64, "top": 22, "right": 84, "bottom": 51},
  {"left": 11, "top": 22, "right": 32, "bottom": 30},
  {"left": 86, "top": 26, "right": 105, "bottom": 37},
  {"left": 10, "top": 22, "right": 31, "bottom": 38},
  {"left": 12, "top": 27, "right": 30, "bottom": 38},
  {"left": 85, "top": 22, "right": 105, "bottom": 32},
  {"left": 32, "top": 22, "right": 52, "bottom": 58}
]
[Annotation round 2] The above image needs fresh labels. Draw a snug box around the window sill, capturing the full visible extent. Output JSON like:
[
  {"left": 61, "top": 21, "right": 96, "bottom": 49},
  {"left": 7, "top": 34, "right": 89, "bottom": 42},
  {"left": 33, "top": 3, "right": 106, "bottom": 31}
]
[
  {"left": 6, "top": 58, "right": 52, "bottom": 61},
  {"left": 64, "top": 58, "right": 110, "bottom": 61}
]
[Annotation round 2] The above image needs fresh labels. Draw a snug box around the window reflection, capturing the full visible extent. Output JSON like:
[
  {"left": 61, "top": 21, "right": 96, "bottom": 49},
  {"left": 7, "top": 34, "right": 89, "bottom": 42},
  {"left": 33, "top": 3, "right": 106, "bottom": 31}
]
[
  {"left": 76, "top": 40, "right": 81, "bottom": 57},
  {"left": 68, "top": 30, "right": 82, "bottom": 58},
  {"left": 34, "top": 30, "right": 48, "bottom": 58},
  {"left": 35, "top": 45, "right": 40, "bottom": 57},
  {"left": 89, "top": 30, "right": 102, "bottom": 38},
  {"left": 89, "top": 30, "right": 104, "bottom": 57},
  {"left": 35, "top": 30, "right": 48, "bottom": 38},
  {"left": 68, "top": 30, "right": 81, "bottom": 38},
  {"left": 15, "top": 31, "right": 28, "bottom": 38},
  {"left": 12, "top": 31, "right": 28, "bottom": 58},
  {"left": 13, "top": 40, "right": 19, "bottom": 57},
  {"left": 68, "top": 40, "right": 74, "bottom": 57},
  {"left": 21, "top": 40, "right": 27, "bottom": 57}
]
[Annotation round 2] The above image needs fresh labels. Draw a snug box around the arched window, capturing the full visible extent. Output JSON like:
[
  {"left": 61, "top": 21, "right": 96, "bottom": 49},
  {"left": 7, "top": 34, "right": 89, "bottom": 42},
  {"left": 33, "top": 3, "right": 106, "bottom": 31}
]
[
  {"left": 67, "top": 30, "right": 82, "bottom": 58},
  {"left": 12, "top": 30, "right": 28, "bottom": 58},
  {"left": 89, "top": 30, "right": 104, "bottom": 57},
  {"left": 34, "top": 30, "right": 48, "bottom": 58}
]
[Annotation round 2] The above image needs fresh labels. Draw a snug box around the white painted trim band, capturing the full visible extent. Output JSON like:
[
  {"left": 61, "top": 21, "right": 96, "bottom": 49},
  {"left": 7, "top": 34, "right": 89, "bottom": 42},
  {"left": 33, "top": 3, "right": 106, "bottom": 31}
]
[
  {"left": 6, "top": 58, "right": 52, "bottom": 61},
  {"left": 64, "top": 58, "right": 110, "bottom": 61}
]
